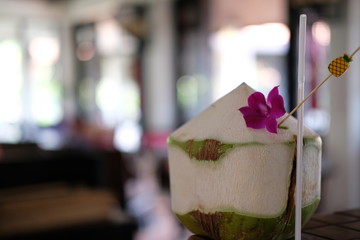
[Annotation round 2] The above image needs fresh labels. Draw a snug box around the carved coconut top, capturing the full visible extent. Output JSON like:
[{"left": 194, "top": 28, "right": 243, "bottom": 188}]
[{"left": 171, "top": 83, "right": 319, "bottom": 144}]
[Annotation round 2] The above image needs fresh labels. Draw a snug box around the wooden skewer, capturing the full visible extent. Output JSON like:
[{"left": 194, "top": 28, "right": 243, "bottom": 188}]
[
  {"left": 278, "top": 74, "right": 331, "bottom": 126},
  {"left": 350, "top": 46, "right": 360, "bottom": 58},
  {"left": 278, "top": 46, "right": 360, "bottom": 127}
]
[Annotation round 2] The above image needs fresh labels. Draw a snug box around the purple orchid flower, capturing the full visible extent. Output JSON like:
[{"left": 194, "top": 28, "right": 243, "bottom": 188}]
[{"left": 239, "top": 86, "right": 286, "bottom": 134}]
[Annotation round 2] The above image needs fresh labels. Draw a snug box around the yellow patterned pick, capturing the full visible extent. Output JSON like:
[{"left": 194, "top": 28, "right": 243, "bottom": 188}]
[
  {"left": 279, "top": 46, "right": 360, "bottom": 127},
  {"left": 328, "top": 54, "right": 352, "bottom": 77}
]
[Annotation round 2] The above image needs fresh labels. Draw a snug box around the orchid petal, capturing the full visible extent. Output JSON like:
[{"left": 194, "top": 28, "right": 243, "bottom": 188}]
[
  {"left": 269, "top": 95, "right": 286, "bottom": 118},
  {"left": 248, "top": 92, "right": 266, "bottom": 109},
  {"left": 267, "top": 86, "right": 280, "bottom": 106},
  {"left": 240, "top": 106, "right": 266, "bottom": 129},
  {"left": 239, "top": 106, "right": 253, "bottom": 115},
  {"left": 265, "top": 117, "right": 278, "bottom": 133},
  {"left": 244, "top": 114, "right": 267, "bottom": 129}
]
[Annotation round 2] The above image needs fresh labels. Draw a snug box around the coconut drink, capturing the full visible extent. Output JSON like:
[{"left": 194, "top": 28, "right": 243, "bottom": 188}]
[{"left": 167, "top": 83, "right": 321, "bottom": 240}]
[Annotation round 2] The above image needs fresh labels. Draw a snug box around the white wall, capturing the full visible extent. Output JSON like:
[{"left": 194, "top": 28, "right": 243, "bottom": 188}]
[{"left": 0, "top": 0, "right": 63, "bottom": 18}]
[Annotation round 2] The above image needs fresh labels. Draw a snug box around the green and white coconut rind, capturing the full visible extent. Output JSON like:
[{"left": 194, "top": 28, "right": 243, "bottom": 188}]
[
  {"left": 168, "top": 137, "right": 321, "bottom": 216},
  {"left": 167, "top": 83, "right": 322, "bottom": 239},
  {"left": 168, "top": 137, "right": 321, "bottom": 239},
  {"left": 176, "top": 200, "right": 319, "bottom": 240}
]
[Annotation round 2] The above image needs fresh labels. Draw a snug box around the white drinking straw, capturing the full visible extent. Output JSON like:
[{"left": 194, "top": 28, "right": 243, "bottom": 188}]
[{"left": 295, "top": 14, "right": 306, "bottom": 240}]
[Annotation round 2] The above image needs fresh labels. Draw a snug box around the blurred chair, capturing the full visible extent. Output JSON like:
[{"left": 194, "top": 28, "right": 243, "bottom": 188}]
[{"left": 0, "top": 143, "right": 137, "bottom": 240}]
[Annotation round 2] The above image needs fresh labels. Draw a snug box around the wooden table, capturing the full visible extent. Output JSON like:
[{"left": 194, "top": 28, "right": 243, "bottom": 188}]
[{"left": 302, "top": 208, "right": 360, "bottom": 239}]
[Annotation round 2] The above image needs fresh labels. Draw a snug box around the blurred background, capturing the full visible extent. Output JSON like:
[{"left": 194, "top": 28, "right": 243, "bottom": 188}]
[{"left": 0, "top": 0, "right": 359, "bottom": 239}]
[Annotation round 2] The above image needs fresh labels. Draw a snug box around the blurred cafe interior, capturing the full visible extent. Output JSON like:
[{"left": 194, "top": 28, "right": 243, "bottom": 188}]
[{"left": 0, "top": 0, "right": 359, "bottom": 239}]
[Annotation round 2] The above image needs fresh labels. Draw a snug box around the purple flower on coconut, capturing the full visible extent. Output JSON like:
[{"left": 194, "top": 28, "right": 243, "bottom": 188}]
[{"left": 239, "top": 86, "right": 286, "bottom": 134}]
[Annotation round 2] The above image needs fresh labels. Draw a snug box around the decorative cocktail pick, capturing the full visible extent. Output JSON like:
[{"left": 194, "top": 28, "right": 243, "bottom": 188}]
[
  {"left": 278, "top": 45, "right": 360, "bottom": 127},
  {"left": 328, "top": 54, "right": 352, "bottom": 77}
]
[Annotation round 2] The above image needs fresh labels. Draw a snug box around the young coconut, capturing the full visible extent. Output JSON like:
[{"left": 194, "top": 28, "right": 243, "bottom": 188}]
[{"left": 167, "top": 83, "right": 321, "bottom": 240}]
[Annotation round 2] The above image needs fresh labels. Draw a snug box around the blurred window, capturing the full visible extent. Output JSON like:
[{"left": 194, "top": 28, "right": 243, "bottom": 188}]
[
  {"left": 27, "top": 25, "right": 62, "bottom": 127},
  {"left": 211, "top": 23, "right": 290, "bottom": 106},
  {"left": 0, "top": 18, "right": 63, "bottom": 144},
  {"left": 95, "top": 19, "right": 140, "bottom": 127},
  {"left": 74, "top": 18, "right": 142, "bottom": 153}
]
